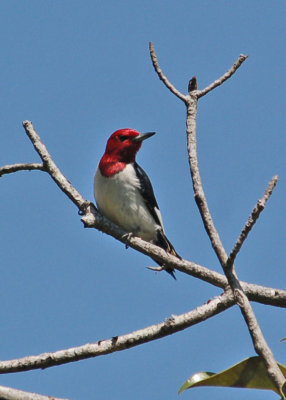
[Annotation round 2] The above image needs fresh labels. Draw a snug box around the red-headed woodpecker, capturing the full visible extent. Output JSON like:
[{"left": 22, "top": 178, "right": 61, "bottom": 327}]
[{"left": 94, "top": 128, "right": 180, "bottom": 279}]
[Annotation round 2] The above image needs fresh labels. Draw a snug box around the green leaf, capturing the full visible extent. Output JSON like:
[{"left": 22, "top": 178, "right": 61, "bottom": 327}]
[{"left": 179, "top": 356, "right": 286, "bottom": 395}]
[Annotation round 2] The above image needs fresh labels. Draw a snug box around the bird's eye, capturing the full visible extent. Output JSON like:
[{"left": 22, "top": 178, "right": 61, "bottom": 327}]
[{"left": 118, "top": 135, "right": 129, "bottom": 142}]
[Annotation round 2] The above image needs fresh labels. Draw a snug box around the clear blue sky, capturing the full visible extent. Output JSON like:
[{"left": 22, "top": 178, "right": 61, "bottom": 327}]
[{"left": 1, "top": 1, "right": 285, "bottom": 399}]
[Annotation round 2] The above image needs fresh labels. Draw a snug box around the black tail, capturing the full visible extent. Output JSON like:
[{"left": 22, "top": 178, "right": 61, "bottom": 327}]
[
  {"left": 165, "top": 267, "right": 177, "bottom": 280},
  {"left": 153, "top": 230, "right": 181, "bottom": 279}
]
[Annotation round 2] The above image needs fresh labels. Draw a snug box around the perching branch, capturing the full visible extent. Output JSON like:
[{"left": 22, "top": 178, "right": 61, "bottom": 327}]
[
  {"left": 149, "top": 44, "right": 285, "bottom": 393},
  {"left": 82, "top": 205, "right": 286, "bottom": 306},
  {"left": 0, "top": 291, "right": 235, "bottom": 374}
]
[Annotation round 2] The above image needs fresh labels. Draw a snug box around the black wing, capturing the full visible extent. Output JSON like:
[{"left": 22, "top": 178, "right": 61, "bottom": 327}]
[
  {"left": 134, "top": 162, "right": 180, "bottom": 280},
  {"left": 133, "top": 162, "right": 163, "bottom": 228}
]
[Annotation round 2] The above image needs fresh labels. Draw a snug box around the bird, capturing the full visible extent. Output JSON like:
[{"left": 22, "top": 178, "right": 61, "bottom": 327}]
[{"left": 94, "top": 128, "right": 180, "bottom": 279}]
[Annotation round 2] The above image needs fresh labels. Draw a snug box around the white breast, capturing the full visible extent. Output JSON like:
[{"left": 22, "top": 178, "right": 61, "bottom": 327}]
[{"left": 94, "top": 164, "right": 161, "bottom": 241}]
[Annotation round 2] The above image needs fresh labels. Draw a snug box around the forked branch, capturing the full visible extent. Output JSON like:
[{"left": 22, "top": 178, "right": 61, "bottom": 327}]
[
  {"left": 149, "top": 41, "right": 248, "bottom": 101},
  {"left": 149, "top": 43, "right": 285, "bottom": 393}
]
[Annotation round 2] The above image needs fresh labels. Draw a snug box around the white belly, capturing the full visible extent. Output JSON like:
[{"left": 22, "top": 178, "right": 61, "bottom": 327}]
[{"left": 94, "top": 164, "right": 160, "bottom": 241}]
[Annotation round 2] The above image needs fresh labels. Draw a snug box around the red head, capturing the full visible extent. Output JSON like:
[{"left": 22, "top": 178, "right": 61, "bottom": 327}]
[{"left": 99, "top": 128, "right": 155, "bottom": 176}]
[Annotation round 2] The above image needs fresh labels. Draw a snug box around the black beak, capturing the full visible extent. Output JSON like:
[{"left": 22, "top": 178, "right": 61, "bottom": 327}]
[{"left": 132, "top": 132, "right": 156, "bottom": 143}]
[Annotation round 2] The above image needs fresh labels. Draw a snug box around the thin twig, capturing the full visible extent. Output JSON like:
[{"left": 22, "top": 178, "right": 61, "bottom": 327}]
[
  {"left": 0, "top": 292, "right": 234, "bottom": 374},
  {"left": 197, "top": 54, "right": 248, "bottom": 98},
  {"left": 0, "top": 163, "right": 45, "bottom": 177},
  {"left": 228, "top": 175, "right": 278, "bottom": 265},
  {"left": 0, "top": 384, "right": 68, "bottom": 400},
  {"left": 149, "top": 42, "right": 187, "bottom": 103}
]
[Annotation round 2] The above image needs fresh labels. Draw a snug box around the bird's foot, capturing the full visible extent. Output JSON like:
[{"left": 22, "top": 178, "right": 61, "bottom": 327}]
[
  {"left": 164, "top": 315, "right": 176, "bottom": 325},
  {"left": 122, "top": 232, "right": 134, "bottom": 249}
]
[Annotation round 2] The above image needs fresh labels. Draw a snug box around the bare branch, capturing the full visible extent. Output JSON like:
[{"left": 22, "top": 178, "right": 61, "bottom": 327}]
[
  {"left": 81, "top": 203, "right": 227, "bottom": 286},
  {"left": 186, "top": 93, "right": 228, "bottom": 264},
  {"left": 0, "top": 292, "right": 235, "bottom": 374},
  {"left": 81, "top": 205, "right": 286, "bottom": 308},
  {"left": 0, "top": 163, "right": 45, "bottom": 177},
  {"left": 228, "top": 175, "right": 278, "bottom": 265},
  {"left": 0, "top": 384, "right": 68, "bottom": 400},
  {"left": 244, "top": 285, "right": 286, "bottom": 308},
  {"left": 197, "top": 54, "right": 248, "bottom": 98},
  {"left": 149, "top": 42, "right": 187, "bottom": 102}
]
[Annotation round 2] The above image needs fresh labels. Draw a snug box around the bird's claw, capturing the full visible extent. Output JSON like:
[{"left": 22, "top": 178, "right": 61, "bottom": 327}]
[
  {"left": 122, "top": 232, "right": 134, "bottom": 249},
  {"left": 164, "top": 315, "right": 176, "bottom": 325}
]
